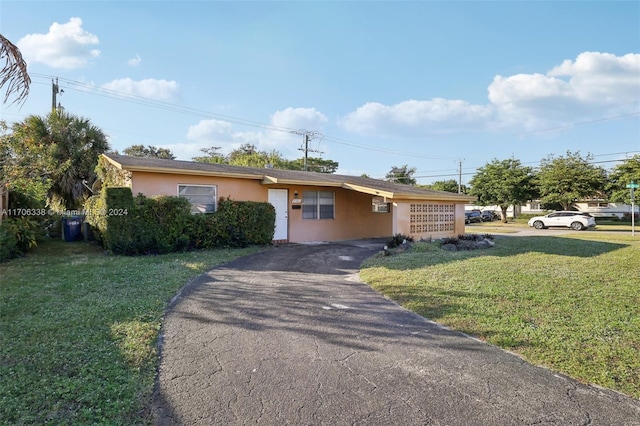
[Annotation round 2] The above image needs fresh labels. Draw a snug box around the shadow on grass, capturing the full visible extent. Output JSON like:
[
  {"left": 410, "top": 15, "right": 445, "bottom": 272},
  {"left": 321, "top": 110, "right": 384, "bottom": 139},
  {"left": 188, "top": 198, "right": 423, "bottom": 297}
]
[{"left": 0, "top": 239, "right": 265, "bottom": 425}]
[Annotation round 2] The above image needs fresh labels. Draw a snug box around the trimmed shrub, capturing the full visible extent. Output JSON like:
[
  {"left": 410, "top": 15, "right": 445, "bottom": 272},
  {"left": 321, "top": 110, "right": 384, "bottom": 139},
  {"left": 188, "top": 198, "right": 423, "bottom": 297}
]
[
  {"left": 130, "top": 195, "right": 192, "bottom": 254},
  {"left": 86, "top": 188, "right": 274, "bottom": 255},
  {"left": 215, "top": 198, "right": 275, "bottom": 246},
  {"left": 104, "top": 188, "right": 136, "bottom": 253}
]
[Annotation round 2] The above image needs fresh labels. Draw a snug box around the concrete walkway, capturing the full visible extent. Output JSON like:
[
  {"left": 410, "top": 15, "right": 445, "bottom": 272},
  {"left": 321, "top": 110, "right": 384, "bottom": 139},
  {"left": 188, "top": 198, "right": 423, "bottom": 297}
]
[{"left": 153, "top": 240, "right": 640, "bottom": 425}]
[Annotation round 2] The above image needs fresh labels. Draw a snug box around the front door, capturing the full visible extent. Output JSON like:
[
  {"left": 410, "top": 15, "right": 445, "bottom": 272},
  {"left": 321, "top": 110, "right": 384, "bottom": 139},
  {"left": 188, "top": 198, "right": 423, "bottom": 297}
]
[{"left": 268, "top": 189, "right": 288, "bottom": 240}]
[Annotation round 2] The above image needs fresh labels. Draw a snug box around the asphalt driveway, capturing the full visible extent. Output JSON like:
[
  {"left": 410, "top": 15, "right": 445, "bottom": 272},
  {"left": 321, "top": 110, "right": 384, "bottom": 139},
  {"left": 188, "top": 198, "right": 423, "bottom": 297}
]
[{"left": 153, "top": 240, "right": 640, "bottom": 425}]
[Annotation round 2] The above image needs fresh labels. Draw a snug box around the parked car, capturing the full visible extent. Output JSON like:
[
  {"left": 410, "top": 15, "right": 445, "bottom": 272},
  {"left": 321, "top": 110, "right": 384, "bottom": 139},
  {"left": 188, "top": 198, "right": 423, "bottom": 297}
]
[
  {"left": 527, "top": 211, "right": 596, "bottom": 231},
  {"left": 481, "top": 210, "right": 498, "bottom": 221},
  {"left": 465, "top": 211, "right": 482, "bottom": 224}
]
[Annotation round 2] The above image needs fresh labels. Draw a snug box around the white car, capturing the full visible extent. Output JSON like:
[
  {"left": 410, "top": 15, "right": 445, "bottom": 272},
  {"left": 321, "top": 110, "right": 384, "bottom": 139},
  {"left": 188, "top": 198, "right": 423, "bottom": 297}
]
[{"left": 527, "top": 211, "right": 596, "bottom": 231}]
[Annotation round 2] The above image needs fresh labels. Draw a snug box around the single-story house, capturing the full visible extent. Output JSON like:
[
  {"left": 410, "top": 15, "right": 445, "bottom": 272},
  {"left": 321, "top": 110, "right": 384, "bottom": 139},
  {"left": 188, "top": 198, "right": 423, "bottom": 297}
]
[{"left": 102, "top": 154, "right": 476, "bottom": 243}]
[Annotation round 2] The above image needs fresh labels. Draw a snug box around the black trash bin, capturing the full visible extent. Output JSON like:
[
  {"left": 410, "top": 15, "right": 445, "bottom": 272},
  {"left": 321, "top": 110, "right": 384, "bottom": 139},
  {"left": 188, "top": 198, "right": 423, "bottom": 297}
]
[{"left": 62, "top": 216, "right": 83, "bottom": 242}]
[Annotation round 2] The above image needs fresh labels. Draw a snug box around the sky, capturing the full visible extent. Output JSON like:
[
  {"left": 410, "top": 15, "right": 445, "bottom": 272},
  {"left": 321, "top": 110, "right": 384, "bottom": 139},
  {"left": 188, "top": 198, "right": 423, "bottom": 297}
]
[{"left": 1, "top": 1, "right": 639, "bottom": 185}]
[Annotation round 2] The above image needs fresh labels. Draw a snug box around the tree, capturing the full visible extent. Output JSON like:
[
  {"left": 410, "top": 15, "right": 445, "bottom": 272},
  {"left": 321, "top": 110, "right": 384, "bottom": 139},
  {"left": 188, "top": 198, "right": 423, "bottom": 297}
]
[
  {"left": 226, "top": 144, "right": 289, "bottom": 168},
  {"left": 606, "top": 155, "right": 640, "bottom": 204},
  {"left": 4, "top": 111, "right": 110, "bottom": 210},
  {"left": 0, "top": 120, "right": 56, "bottom": 203},
  {"left": 469, "top": 158, "right": 536, "bottom": 222},
  {"left": 422, "top": 179, "right": 465, "bottom": 193},
  {"left": 288, "top": 157, "right": 339, "bottom": 174},
  {"left": 1, "top": 34, "right": 30, "bottom": 106},
  {"left": 123, "top": 144, "right": 175, "bottom": 159},
  {"left": 192, "top": 146, "right": 227, "bottom": 164},
  {"left": 536, "top": 151, "right": 607, "bottom": 211},
  {"left": 192, "top": 143, "right": 339, "bottom": 172},
  {"left": 385, "top": 165, "right": 417, "bottom": 185}
]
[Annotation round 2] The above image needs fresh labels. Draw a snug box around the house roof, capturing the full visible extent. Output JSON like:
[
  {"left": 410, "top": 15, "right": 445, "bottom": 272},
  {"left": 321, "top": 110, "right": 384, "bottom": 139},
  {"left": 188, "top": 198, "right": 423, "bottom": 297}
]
[{"left": 103, "top": 153, "right": 476, "bottom": 202}]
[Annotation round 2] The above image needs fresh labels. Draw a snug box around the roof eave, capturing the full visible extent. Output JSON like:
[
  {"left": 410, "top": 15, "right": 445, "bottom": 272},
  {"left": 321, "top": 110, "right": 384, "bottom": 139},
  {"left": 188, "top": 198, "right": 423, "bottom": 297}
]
[
  {"left": 393, "top": 194, "right": 477, "bottom": 202},
  {"left": 342, "top": 183, "right": 395, "bottom": 198},
  {"left": 262, "top": 176, "right": 343, "bottom": 187},
  {"left": 103, "top": 155, "right": 262, "bottom": 180}
]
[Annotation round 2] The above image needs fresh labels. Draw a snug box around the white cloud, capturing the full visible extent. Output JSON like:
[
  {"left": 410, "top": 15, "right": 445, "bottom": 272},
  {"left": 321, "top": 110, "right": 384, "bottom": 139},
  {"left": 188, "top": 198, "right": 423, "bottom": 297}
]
[
  {"left": 186, "top": 119, "right": 233, "bottom": 143},
  {"left": 176, "top": 107, "right": 330, "bottom": 160},
  {"left": 340, "top": 52, "right": 640, "bottom": 137},
  {"left": 17, "top": 17, "right": 100, "bottom": 69},
  {"left": 270, "top": 107, "right": 328, "bottom": 131},
  {"left": 101, "top": 78, "right": 180, "bottom": 101},
  {"left": 488, "top": 52, "right": 640, "bottom": 127},
  {"left": 264, "top": 107, "right": 328, "bottom": 149},
  {"left": 127, "top": 54, "right": 142, "bottom": 67},
  {"left": 341, "top": 99, "right": 493, "bottom": 137}
]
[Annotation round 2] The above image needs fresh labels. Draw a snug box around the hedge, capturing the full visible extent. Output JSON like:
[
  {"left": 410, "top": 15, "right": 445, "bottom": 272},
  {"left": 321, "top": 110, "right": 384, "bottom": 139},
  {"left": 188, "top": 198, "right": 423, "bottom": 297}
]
[{"left": 85, "top": 188, "right": 275, "bottom": 255}]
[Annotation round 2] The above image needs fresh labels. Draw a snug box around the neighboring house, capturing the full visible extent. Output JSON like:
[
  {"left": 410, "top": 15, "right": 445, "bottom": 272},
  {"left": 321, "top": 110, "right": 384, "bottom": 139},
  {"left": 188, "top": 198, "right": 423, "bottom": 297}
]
[{"left": 102, "top": 154, "right": 476, "bottom": 243}]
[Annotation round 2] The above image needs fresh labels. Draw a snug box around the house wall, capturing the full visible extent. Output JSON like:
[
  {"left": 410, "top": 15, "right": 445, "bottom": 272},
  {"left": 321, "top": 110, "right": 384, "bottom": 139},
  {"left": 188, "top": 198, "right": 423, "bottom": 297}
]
[
  {"left": 130, "top": 171, "right": 266, "bottom": 201},
  {"left": 394, "top": 200, "right": 466, "bottom": 240},
  {"left": 128, "top": 171, "right": 393, "bottom": 243},
  {"left": 287, "top": 186, "right": 393, "bottom": 242}
]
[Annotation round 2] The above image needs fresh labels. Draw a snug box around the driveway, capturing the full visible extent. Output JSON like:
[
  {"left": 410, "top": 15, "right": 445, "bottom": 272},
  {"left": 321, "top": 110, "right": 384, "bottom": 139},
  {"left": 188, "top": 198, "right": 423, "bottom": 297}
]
[{"left": 153, "top": 240, "right": 640, "bottom": 425}]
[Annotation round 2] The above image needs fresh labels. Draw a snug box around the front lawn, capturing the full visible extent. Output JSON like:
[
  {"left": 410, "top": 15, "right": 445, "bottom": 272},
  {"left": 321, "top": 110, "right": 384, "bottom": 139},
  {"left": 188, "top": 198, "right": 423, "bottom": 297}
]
[
  {"left": 360, "top": 233, "right": 640, "bottom": 399},
  {"left": 0, "top": 241, "right": 265, "bottom": 424}
]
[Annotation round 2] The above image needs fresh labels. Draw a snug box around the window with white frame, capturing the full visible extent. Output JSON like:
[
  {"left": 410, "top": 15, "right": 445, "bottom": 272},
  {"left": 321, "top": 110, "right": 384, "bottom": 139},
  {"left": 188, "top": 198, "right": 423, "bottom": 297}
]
[
  {"left": 178, "top": 184, "right": 217, "bottom": 214},
  {"left": 302, "top": 191, "right": 335, "bottom": 219}
]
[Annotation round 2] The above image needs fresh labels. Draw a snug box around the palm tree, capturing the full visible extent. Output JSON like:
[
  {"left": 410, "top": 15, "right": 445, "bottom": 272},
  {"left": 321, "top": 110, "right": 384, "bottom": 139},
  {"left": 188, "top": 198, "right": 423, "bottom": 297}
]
[
  {"left": 7, "top": 111, "right": 110, "bottom": 210},
  {"left": 1, "top": 34, "right": 30, "bottom": 106}
]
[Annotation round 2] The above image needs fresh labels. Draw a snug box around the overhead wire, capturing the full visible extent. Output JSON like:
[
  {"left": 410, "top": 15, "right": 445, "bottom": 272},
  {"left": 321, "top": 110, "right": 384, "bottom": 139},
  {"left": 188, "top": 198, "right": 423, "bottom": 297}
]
[{"left": 21, "top": 73, "right": 640, "bottom": 180}]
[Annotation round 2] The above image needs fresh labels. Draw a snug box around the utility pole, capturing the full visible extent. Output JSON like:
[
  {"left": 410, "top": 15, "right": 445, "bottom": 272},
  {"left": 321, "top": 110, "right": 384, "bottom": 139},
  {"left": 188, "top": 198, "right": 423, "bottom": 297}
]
[
  {"left": 51, "top": 78, "right": 63, "bottom": 113},
  {"left": 291, "top": 130, "right": 322, "bottom": 171},
  {"left": 457, "top": 159, "right": 464, "bottom": 194}
]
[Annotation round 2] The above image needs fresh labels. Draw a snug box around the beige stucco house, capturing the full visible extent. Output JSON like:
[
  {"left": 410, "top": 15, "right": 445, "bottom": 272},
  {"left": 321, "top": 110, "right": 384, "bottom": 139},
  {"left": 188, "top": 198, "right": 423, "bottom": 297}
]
[{"left": 102, "top": 154, "right": 476, "bottom": 243}]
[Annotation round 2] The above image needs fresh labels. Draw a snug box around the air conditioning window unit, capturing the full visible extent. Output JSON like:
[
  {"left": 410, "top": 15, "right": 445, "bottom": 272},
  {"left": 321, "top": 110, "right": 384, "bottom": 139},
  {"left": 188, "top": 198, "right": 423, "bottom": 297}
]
[{"left": 372, "top": 198, "right": 390, "bottom": 213}]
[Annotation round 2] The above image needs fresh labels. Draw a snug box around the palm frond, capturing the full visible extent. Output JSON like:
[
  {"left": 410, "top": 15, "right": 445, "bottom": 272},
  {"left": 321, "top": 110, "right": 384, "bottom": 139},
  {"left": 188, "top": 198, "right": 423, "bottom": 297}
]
[{"left": 0, "top": 33, "right": 31, "bottom": 106}]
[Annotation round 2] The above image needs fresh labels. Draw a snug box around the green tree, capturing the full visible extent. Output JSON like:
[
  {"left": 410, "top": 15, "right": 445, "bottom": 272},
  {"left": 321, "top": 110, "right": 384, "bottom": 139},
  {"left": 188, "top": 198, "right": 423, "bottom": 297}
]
[
  {"left": 123, "top": 144, "right": 175, "bottom": 159},
  {"left": 4, "top": 111, "right": 110, "bottom": 210},
  {"left": 288, "top": 157, "right": 339, "bottom": 173},
  {"left": 606, "top": 154, "right": 640, "bottom": 204},
  {"left": 469, "top": 158, "right": 535, "bottom": 222},
  {"left": 192, "top": 146, "right": 227, "bottom": 164},
  {"left": 192, "top": 143, "right": 339, "bottom": 172},
  {"left": 422, "top": 179, "right": 465, "bottom": 193},
  {"left": 536, "top": 151, "right": 607, "bottom": 211},
  {"left": 385, "top": 165, "right": 417, "bottom": 185},
  {"left": 227, "top": 144, "right": 289, "bottom": 168},
  {"left": 0, "top": 120, "right": 55, "bottom": 204}
]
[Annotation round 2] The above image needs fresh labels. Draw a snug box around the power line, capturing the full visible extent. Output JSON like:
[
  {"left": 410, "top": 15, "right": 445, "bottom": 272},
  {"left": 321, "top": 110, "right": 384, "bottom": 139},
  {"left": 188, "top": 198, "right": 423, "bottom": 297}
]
[
  {"left": 412, "top": 153, "right": 639, "bottom": 181},
  {"left": 27, "top": 74, "right": 458, "bottom": 161},
  {"left": 20, "top": 73, "right": 640, "bottom": 172},
  {"left": 512, "top": 111, "right": 640, "bottom": 137}
]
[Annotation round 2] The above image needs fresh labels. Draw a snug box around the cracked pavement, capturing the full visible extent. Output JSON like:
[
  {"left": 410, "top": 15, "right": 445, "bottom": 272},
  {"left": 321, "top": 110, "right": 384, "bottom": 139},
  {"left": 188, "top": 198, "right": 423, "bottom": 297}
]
[{"left": 153, "top": 240, "right": 640, "bottom": 425}]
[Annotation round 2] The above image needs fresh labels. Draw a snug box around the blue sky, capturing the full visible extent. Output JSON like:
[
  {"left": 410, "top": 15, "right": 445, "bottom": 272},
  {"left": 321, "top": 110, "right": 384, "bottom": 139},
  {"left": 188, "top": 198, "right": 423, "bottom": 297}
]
[{"left": 2, "top": 1, "right": 639, "bottom": 185}]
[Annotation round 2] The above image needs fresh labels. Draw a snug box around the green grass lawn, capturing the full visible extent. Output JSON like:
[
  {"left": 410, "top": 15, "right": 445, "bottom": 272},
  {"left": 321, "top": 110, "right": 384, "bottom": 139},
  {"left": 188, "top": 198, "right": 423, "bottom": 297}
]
[
  {"left": 360, "top": 233, "right": 640, "bottom": 399},
  {"left": 0, "top": 241, "right": 265, "bottom": 425}
]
